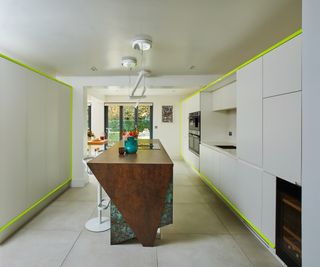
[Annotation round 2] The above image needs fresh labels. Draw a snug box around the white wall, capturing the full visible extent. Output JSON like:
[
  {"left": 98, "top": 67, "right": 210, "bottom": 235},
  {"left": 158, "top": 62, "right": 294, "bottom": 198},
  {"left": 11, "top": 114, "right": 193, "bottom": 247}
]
[
  {"left": 302, "top": 0, "right": 320, "bottom": 265},
  {"left": 181, "top": 93, "right": 200, "bottom": 169},
  {"left": 88, "top": 95, "right": 105, "bottom": 138},
  {"left": 104, "top": 95, "right": 183, "bottom": 159}
]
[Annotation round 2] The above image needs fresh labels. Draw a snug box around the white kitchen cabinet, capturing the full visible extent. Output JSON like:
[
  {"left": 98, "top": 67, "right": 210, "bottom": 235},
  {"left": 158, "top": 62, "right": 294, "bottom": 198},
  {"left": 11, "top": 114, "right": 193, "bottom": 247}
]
[
  {"left": 237, "top": 58, "right": 263, "bottom": 167},
  {"left": 263, "top": 35, "right": 301, "bottom": 98},
  {"left": 219, "top": 153, "right": 237, "bottom": 204},
  {"left": 237, "top": 160, "right": 263, "bottom": 229},
  {"left": 212, "top": 82, "right": 236, "bottom": 111},
  {"left": 0, "top": 58, "right": 28, "bottom": 227},
  {"left": 261, "top": 172, "right": 276, "bottom": 245},
  {"left": 199, "top": 145, "right": 220, "bottom": 187},
  {"left": 263, "top": 91, "right": 301, "bottom": 184}
]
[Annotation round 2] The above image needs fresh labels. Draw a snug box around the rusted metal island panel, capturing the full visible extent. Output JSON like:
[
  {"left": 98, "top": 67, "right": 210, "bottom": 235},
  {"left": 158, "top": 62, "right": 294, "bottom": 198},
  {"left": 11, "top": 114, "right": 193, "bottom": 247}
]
[{"left": 88, "top": 139, "right": 173, "bottom": 247}]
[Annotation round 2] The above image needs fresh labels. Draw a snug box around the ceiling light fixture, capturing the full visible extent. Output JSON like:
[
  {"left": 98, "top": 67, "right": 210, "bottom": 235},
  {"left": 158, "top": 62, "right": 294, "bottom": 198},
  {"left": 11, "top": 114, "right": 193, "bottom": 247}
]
[
  {"left": 132, "top": 35, "right": 152, "bottom": 51},
  {"left": 121, "top": 56, "right": 137, "bottom": 69}
]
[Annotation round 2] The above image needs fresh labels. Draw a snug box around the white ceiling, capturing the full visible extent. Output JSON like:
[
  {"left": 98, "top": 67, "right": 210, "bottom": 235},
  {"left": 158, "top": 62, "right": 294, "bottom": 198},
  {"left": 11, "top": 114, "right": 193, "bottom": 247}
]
[{"left": 0, "top": 0, "right": 301, "bottom": 77}]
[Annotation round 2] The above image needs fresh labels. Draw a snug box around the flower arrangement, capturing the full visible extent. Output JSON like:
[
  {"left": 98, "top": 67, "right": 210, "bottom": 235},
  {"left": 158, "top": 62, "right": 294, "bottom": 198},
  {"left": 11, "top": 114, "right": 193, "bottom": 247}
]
[{"left": 122, "top": 129, "right": 139, "bottom": 139}]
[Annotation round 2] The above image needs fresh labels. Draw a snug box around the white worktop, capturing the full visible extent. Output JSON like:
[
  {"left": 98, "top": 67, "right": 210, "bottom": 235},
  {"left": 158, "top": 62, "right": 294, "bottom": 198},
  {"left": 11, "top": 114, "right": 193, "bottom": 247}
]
[{"left": 201, "top": 140, "right": 237, "bottom": 158}]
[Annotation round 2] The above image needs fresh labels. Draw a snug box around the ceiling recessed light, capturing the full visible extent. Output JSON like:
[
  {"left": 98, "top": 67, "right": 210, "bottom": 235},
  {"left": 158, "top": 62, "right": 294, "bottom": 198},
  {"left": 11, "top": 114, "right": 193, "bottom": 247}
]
[
  {"left": 121, "top": 56, "right": 137, "bottom": 68},
  {"left": 91, "top": 66, "right": 98, "bottom": 71},
  {"left": 132, "top": 35, "right": 152, "bottom": 51}
]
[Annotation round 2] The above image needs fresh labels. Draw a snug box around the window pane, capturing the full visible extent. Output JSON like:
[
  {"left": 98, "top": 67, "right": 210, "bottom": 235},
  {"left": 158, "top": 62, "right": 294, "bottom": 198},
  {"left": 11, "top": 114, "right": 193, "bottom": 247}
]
[
  {"left": 137, "top": 105, "right": 151, "bottom": 139},
  {"left": 123, "top": 106, "right": 135, "bottom": 132},
  {"left": 107, "top": 105, "right": 120, "bottom": 146}
]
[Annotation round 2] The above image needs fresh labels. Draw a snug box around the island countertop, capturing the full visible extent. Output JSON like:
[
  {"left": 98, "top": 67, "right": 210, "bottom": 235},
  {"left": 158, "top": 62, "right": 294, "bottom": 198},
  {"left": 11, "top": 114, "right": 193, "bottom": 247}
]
[{"left": 89, "top": 139, "right": 173, "bottom": 165}]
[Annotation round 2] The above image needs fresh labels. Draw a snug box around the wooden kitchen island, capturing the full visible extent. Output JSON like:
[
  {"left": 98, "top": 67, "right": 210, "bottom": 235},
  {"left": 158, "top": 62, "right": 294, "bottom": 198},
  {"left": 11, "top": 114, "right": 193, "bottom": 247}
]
[{"left": 88, "top": 139, "right": 173, "bottom": 247}]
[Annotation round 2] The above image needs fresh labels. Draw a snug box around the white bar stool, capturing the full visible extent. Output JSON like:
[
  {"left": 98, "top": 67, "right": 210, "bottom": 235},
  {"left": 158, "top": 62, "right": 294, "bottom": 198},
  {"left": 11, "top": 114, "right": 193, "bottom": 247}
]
[{"left": 83, "top": 156, "right": 110, "bottom": 232}]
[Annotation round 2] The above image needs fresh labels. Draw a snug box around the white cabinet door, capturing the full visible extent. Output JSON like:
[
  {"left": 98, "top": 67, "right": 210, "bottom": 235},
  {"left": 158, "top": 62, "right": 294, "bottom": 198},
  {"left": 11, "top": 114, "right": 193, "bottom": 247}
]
[
  {"left": 263, "top": 91, "right": 301, "bottom": 184},
  {"left": 219, "top": 154, "right": 237, "bottom": 204},
  {"left": 0, "top": 58, "right": 28, "bottom": 226},
  {"left": 212, "top": 82, "right": 236, "bottom": 111},
  {"left": 200, "top": 145, "right": 220, "bottom": 188},
  {"left": 261, "top": 172, "right": 276, "bottom": 245},
  {"left": 263, "top": 35, "right": 301, "bottom": 98},
  {"left": 237, "top": 160, "right": 263, "bottom": 229},
  {"left": 200, "top": 145, "right": 212, "bottom": 180},
  {"left": 237, "top": 58, "right": 263, "bottom": 167}
]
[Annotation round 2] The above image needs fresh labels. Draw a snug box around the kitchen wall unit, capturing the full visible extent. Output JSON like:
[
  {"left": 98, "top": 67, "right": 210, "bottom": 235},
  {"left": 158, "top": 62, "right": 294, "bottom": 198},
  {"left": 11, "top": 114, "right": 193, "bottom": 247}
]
[
  {"left": 212, "top": 81, "right": 236, "bottom": 111},
  {"left": 263, "top": 91, "right": 302, "bottom": 184},
  {"left": 237, "top": 58, "right": 263, "bottom": 167},
  {"left": 0, "top": 56, "right": 72, "bottom": 243},
  {"left": 263, "top": 35, "right": 301, "bottom": 98},
  {"left": 184, "top": 32, "right": 302, "bottom": 253}
]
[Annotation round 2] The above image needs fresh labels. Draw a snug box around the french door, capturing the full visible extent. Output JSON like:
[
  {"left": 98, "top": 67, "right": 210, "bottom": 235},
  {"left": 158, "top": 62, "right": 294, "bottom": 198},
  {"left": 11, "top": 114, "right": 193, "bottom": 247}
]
[{"left": 104, "top": 103, "right": 153, "bottom": 146}]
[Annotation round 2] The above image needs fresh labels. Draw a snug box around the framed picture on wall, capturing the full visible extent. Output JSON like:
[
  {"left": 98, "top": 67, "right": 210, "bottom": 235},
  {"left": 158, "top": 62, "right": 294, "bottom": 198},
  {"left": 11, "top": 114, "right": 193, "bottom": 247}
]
[{"left": 162, "top": 105, "right": 173, "bottom": 123}]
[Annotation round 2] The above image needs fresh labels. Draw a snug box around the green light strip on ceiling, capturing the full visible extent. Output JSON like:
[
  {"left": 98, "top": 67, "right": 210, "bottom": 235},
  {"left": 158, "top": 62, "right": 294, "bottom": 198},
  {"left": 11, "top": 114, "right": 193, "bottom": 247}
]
[
  {"left": 0, "top": 178, "right": 71, "bottom": 233},
  {"left": 182, "top": 156, "right": 275, "bottom": 249},
  {"left": 182, "top": 28, "right": 302, "bottom": 102}
]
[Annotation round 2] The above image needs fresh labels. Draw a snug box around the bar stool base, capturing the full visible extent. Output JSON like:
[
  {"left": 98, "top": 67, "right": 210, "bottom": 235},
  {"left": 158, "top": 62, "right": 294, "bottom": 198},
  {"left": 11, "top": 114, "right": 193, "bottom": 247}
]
[{"left": 85, "top": 217, "right": 110, "bottom": 232}]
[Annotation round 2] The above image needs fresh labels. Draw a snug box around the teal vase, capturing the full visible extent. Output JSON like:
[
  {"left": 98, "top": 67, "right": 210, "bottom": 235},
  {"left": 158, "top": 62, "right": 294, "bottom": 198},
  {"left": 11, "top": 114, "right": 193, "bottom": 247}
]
[{"left": 125, "top": 137, "right": 138, "bottom": 154}]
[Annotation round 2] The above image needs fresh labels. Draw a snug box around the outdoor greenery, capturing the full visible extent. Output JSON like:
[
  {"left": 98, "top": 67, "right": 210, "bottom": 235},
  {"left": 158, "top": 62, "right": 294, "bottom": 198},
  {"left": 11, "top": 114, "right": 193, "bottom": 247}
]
[{"left": 107, "top": 104, "right": 151, "bottom": 144}]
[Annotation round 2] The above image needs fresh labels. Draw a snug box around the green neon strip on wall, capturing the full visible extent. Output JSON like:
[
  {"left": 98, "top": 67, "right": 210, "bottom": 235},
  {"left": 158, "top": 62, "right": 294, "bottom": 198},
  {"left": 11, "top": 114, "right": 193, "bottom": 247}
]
[
  {"left": 0, "top": 53, "right": 74, "bottom": 234},
  {"left": 182, "top": 156, "right": 275, "bottom": 249},
  {"left": 0, "top": 53, "right": 72, "bottom": 88},
  {"left": 182, "top": 28, "right": 302, "bottom": 102},
  {"left": 0, "top": 178, "right": 71, "bottom": 233}
]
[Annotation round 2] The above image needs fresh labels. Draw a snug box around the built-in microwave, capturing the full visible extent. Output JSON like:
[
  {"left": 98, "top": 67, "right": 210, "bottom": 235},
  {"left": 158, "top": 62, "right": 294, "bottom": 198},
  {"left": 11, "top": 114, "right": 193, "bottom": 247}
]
[
  {"left": 189, "top": 111, "right": 201, "bottom": 155},
  {"left": 189, "top": 111, "right": 201, "bottom": 134}
]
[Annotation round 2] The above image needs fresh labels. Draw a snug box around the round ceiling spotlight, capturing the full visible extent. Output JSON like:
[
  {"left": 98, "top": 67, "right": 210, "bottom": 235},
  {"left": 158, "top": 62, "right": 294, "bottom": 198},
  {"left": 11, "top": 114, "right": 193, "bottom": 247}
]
[
  {"left": 121, "top": 56, "right": 137, "bottom": 68},
  {"left": 132, "top": 35, "right": 152, "bottom": 51}
]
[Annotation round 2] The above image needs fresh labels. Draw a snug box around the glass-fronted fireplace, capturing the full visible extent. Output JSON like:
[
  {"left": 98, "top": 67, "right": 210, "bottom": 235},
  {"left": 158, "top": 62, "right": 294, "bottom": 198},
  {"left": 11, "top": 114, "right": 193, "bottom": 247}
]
[{"left": 276, "top": 178, "right": 301, "bottom": 267}]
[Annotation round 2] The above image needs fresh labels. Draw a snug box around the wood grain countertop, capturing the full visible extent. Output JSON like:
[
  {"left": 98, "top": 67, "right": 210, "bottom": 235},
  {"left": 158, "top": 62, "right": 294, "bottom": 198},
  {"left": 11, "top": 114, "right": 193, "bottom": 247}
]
[{"left": 89, "top": 139, "right": 173, "bottom": 165}]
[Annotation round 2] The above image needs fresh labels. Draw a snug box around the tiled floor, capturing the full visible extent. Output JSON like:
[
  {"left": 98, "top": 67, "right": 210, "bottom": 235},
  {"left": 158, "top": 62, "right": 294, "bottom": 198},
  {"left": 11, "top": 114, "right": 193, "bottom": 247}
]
[{"left": 0, "top": 160, "right": 283, "bottom": 267}]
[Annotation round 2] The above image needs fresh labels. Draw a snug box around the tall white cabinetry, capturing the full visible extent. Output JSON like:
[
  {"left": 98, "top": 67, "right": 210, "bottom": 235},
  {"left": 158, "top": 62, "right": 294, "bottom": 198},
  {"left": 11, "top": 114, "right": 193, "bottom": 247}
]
[
  {"left": 0, "top": 56, "right": 72, "bottom": 243},
  {"left": 263, "top": 35, "right": 301, "bottom": 97},
  {"left": 237, "top": 58, "right": 263, "bottom": 167},
  {"left": 263, "top": 92, "right": 302, "bottom": 184}
]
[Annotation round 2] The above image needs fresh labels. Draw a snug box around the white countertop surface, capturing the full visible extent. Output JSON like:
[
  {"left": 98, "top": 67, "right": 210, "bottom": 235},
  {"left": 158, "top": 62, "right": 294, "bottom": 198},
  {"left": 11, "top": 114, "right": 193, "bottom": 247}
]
[{"left": 201, "top": 140, "right": 237, "bottom": 158}]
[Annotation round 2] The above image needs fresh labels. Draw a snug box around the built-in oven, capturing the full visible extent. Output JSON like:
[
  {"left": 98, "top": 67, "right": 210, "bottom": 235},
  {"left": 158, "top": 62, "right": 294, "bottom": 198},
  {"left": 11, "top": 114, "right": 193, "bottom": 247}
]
[{"left": 188, "top": 112, "right": 201, "bottom": 155}]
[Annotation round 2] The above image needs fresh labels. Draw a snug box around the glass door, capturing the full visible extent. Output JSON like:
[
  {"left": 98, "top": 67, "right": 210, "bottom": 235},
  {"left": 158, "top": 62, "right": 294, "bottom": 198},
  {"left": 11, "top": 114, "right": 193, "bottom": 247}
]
[
  {"left": 105, "top": 103, "right": 153, "bottom": 145},
  {"left": 105, "top": 105, "right": 120, "bottom": 146}
]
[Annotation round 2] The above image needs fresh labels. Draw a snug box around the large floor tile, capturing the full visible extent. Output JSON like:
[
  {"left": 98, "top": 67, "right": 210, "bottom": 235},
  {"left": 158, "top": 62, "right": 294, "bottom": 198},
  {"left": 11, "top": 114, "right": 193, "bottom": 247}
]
[
  {"left": 156, "top": 234, "right": 253, "bottom": 267},
  {"left": 207, "top": 200, "right": 249, "bottom": 234},
  {"left": 0, "top": 229, "right": 79, "bottom": 267},
  {"left": 25, "top": 201, "right": 96, "bottom": 231},
  {"left": 173, "top": 173, "right": 205, "bottom": 186},
  {"left": 232, "top": 234, "right": 284, "bottom": 267},
  {"left": 62, "top": 230, "right": 157, "bottom": 267},
  {"left": 161, "top": 203, "right": 228, "bottom": 235},
  {"left": 174, "top": 185, "right": 215, "bottom": 204}
]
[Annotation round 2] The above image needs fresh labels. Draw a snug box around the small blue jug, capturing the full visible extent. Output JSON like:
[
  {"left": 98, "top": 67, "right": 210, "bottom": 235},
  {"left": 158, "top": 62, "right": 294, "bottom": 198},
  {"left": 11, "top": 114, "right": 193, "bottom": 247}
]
[{"left": 125, "top": 136, "right": 138, "bottom": 154}]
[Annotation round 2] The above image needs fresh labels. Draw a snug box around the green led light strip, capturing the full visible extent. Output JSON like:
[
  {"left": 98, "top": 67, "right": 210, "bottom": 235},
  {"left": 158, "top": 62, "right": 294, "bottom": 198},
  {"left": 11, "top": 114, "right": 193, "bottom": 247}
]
[
  {"left": 0, "top": 53, "right": 74, "bottom": 234},
  {"left": 0, "top": 53, "right": 72, "bottom": 88},
  {"left": 182, "top": 156, "right": 275, "bottom": 249},
  {"left": 182, "top": 28, "right": 302, "bottom": 102},
  {"left": 0, "top": 178, "right": 71, "bottom": 233}
]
